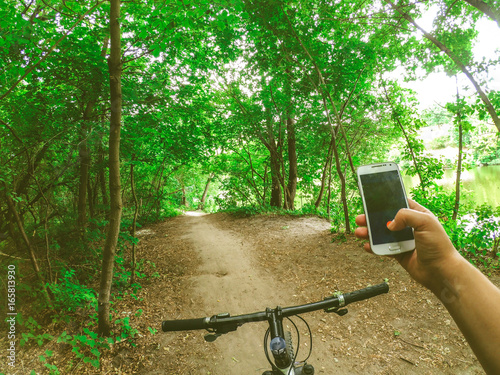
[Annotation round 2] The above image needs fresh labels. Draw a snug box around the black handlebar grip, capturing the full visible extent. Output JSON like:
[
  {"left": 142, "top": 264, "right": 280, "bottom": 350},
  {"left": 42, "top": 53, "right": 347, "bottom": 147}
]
[
  {"left": 162, "top": 317, "right": 208, "bottom": 332},
  {"left": 343, "top": 282, "right": 389, "bottom": 306}
]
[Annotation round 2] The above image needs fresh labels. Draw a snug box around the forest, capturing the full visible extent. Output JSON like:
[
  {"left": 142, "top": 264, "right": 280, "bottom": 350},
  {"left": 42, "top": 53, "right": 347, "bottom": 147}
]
[{"left": 1, "top": 0, "right": 500, "bottom": 373}]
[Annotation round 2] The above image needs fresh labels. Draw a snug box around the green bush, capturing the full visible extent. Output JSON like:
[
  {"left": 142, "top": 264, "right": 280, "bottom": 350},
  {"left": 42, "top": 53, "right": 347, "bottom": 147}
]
[
  {"left": 48, "top": 270, "right": 97, "bottom": 313},
  {"left": 439, "top": 205, "right": 500, "bottom": 271},
  {"left": 452, "top": 205, "right": 500, "bottom": 269},
  {"left": 410, "top": 183, "right": 457, "bottom": 220}
]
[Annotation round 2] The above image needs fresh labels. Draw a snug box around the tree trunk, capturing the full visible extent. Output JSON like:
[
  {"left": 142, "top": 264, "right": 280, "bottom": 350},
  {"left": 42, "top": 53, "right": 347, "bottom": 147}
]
[
  {"left": 77, "top": 124, "right": 90, "bottom": 230},
  {"left": 453, "top": 80, "right": 463, "bottom": 221},
  {"left": 4, "top": 209, "right": 23, "bottom": 252},
  {"left": 199, "top": 174, "right": 213, "bottom": 210},
  {"left": 463, "top": 0, "right": 500, "bottom": 27},
  {"left": 240, "top": 145, "right": 265, "bottom": 203},
  {"left": 130, "top": 159, "right": 138, "bottom": 285},
  {"left": 315, "top": 137, "right": 334, "bottom": 209},
  {"left": 386, "top": 0, "right": 500, "bottom": 132},
  {"left": 453, "top": 120, "right": 463, "bottom": 221},
  {"left": 43, "top": 204, "right": 54, "bottom": 284},
  {"left": 263, "top": 110, "right": 283, "bottom": 208},
  {"left": 98, "top": 0, "right": 122, "bottom": 337},
  {"left": 3, "top": 183, "right": 52, "bottom": 307},
  {"left": 269, "top": 144, "right": 282, "bottom": 207},
  {"left": 99, "top": 152, "right": 108, "bottom": 209},
  {"left": 262, "top": 165, "right": 268, "bottom": 205},
  {"left": 155, "top": 162, "right": 165, "bottom": 215},
  {"left": 326, "top": 157, "right": 333, "bottom": 217},
  {"left": 87, "top": 177, "right": 95, "bottom": 219},
  {"left": 181, "top": 184, "right": 188, "bottom": 207},
  {"left": 286, "top": 116, "right": 298, "bottom": 210},
  {"left": 332, "top": 136, "right": 351, "bottom": 234},
  {"left": 383, "top": 85, "right": 426, "bottom": 193}
]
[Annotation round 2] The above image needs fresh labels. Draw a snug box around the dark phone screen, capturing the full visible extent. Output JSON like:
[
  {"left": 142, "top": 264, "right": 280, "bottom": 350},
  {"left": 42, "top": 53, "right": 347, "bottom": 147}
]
[{"left": 360, "top": 170, "right": 414, "bottom": 245}]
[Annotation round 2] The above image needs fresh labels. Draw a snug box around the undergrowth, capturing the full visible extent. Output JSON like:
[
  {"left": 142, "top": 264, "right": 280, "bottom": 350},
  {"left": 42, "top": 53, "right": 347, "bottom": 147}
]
[
  {"left": 413, "top": 185, "right": 500, "bottom": 274},
  {"left": 1, "top": 214, "right": 164, "bottom": 375}
]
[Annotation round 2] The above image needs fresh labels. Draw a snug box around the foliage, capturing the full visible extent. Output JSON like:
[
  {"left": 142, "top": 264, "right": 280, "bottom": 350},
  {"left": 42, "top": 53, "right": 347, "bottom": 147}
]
[
  {"left": 48, "top": 270, "right": 97, "bottom": 312},
  {"left": 469, "top": 123, "right": 500, "bottom": 165},
  {"left": 416, "top": 188, "right": 500, "bottom": 271},
  {"left": 446, "top": 204, "right": 500, "bottom": 271}
]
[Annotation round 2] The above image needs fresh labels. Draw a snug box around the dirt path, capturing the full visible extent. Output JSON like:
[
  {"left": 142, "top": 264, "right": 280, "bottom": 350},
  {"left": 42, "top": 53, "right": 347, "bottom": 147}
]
[
  {"left": 103, "top": 212, "right": 492, "bottom": 374},
  {"left": 10, "top": 212, "right": 497, "bottom": 374},
  {"left": 180, "top": 212, "right": 293, "bottom": 373}
]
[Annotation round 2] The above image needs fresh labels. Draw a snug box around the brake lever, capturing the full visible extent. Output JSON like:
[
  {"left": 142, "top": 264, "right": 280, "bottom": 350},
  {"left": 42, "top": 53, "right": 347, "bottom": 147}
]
[
  {"left": 323, "top": 294, "right": 348, "bottom": 316},
  {"left": 204, "top": 313, "right": 239, "bottom": 342},
  {"left": 325, "top": 307, "right": 348, "bottom": 316}
]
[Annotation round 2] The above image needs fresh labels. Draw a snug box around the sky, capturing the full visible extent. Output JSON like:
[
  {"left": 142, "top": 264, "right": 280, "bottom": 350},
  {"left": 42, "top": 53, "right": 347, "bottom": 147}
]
[{"left": 400, "top": 15, "right": 500, "bottom": 110}]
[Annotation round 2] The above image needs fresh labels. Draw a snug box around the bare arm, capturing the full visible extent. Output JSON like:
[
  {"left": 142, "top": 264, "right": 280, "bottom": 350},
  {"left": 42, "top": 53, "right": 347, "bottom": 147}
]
[{"left": 355, "top": 199, "right": 500, "bottom": 374}]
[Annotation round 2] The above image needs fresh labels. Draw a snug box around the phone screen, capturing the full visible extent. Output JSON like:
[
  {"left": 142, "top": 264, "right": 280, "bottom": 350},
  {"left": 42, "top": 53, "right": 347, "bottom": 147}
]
[{"left": 360, "top": 170, "right": 414, "bottom": 245}]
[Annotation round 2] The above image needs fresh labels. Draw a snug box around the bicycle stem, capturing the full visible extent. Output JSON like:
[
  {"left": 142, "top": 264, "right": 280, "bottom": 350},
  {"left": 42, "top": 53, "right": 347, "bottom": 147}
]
[
  {"left": 267, "top": 307, "right": 285, "bottom": 339},
  {"left": 266, "top": 307, "right": 293, "bottom": 370}
]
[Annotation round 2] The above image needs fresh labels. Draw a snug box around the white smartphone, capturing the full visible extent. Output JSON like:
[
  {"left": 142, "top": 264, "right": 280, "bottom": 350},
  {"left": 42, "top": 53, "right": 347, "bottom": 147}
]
[{"left": 357, "top": 162, "right": 415, "bottom": 256}]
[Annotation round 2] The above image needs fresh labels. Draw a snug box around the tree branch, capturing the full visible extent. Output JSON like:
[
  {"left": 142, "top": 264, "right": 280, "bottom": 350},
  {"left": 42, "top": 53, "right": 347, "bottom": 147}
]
[{"left": 384, "top": 0, "right": 500, "bottom": 132}]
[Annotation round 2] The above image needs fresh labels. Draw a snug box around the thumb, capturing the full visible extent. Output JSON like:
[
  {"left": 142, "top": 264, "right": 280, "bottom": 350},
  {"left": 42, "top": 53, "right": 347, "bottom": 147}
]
[{"left": 387, "top": 208, "right": 429, "bottom": 232}]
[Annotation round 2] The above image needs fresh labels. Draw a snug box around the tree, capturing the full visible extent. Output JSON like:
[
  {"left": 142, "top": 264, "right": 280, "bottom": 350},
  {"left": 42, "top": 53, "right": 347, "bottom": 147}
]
[
  {"left": 446, "top": 77, "right": 474, "bottom": 220},
  {"left": 384, "top": 0, "right": 500, "bottom": 132},
  {"left": 98, "top": 0, "right": 122, "bottom": 337},
  {"left": 462, "top": 0, "right": 500, "bottom": 27}
]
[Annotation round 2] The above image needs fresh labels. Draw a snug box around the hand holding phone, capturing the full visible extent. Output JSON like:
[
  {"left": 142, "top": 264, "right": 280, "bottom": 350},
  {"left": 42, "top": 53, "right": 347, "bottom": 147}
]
[
  {"left": 357, "top": 162, "right": 415, "bottom": 256},
  {"left": 355, "top": 196, "right": 500, "bottom": 375}
]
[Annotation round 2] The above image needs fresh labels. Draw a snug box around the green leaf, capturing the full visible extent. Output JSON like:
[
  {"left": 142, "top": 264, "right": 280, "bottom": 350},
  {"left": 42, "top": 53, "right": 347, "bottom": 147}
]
[
  {"left": 83, "top": 328, "right": 98, "bottom": 339},
  {"left": 216, "top": 20, "right": 225, "bottom": 31},
  {"left": 151, "top": 47, "right": 161, "bottom": 58}
]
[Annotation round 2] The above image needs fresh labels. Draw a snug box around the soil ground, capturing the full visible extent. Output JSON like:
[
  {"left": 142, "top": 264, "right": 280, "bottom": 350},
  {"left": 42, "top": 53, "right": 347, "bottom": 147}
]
[{"left": 4, "top": 211, "right": 498, "bottom": 374}]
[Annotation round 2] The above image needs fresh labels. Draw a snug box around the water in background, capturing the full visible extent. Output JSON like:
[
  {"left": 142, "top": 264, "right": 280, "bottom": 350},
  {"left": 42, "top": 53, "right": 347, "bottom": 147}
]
[{"left": 402, "top": 165, "right": 500, "bottom": 208}]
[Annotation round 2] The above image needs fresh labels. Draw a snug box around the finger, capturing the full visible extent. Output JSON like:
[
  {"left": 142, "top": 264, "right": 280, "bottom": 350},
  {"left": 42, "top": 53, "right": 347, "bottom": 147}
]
[
  {"left": 363, "top": 242, "right": 373, "bottom": 253},
  {"left": 355, "top": 214, "right": 367, "bottom": 226},
  {"left": 387, "top": 207, "right": 433, "bottom": 232},
  {"left": 354, "top": 226, "right": 369, "bottom": 240}
]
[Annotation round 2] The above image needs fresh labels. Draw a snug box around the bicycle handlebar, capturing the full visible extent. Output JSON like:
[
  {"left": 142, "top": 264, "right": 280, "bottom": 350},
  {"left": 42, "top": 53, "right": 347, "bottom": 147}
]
[
  {"left": 162, "top": 317, "right": 209, "bottom": 332},
  {"left": 343, "top": 281, "right": 389, "bottom": 305},
  {"left": 162, "top": 282, "right": 389, "bottom": 333}
]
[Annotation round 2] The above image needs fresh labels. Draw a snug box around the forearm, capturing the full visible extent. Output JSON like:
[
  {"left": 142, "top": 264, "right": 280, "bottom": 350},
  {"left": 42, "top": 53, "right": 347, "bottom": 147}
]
[{"left": 430, "top": 255, "right": 500, "bottom": 375}]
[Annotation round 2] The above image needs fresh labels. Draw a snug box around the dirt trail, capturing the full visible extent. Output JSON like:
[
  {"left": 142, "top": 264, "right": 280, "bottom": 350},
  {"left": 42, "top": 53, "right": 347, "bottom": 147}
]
[
  {"left": 10, "top": 212, "right": 495, "bottom": 374},
  {"left": 181, "top": 212, "right": 292, "bottom": 374},
  {"left": 109, "top": 212, "right": 491, "bottom": 374}
]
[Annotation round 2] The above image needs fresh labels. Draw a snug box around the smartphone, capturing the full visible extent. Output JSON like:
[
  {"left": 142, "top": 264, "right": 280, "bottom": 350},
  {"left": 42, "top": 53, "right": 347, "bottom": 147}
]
[{"left": 357, "top": 162, "right": 415, "bottom": 256}]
